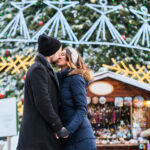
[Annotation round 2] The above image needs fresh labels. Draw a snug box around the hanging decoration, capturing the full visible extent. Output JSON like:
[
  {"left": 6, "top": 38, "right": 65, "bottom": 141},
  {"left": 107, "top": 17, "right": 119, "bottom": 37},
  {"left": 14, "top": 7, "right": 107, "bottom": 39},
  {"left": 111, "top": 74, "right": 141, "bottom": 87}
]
[
  {"left": 32, "top": 0, "right": 79, "bottom": 44},
  {"left": 124, "top": 97, "right": 132, "bottom": 106},
  {"left": 38, "top": 21, "right": 44, "bottom": 26},
  {"left": 129, "top": 6, "right": 150, "bottom": 49},
  {"left": 0, "top": 0, "right": 36, "bottom": 42},
  {"left": 103, "top": 58, "right": 150, "bottom": 83},
  {"left": 5, "top": 51, "right": 9, "bottom": 56},
  {"left": 0, "top": 1, "right": 150, "bottom": 52},
  {"left": 0, "top": 54, "right": 35, "bottom": 74},
  {"left": 99, "top": 97, "right": 106, "bottom": 104},
  {"left": 80, "top": 0, "right": 127, "bottom": 45},
  {"left": 115, "top": 97, "right": 123, "bottom": 107},
  {"left": 87, "top": 97, "right": 91, "bottom": 104},
  {"left": 0, "top": 93, "right": 4, "bottom": 99}
]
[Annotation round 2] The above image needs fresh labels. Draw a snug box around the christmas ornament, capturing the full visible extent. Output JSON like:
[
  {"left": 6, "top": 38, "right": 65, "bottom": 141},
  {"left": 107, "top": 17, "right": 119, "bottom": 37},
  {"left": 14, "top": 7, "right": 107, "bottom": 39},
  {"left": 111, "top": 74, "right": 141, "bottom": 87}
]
[
  {"left": 38, "top": 21, "right": 43, "bottom": 26},
  {"left": 124, "top": 97, "right": 132, "bottom": 106},
  {"left": 0, "top": 94, "right": 4, "bottom": 99},
  {"left": 92, "top": 96, "right": 99, "bottom": 105},
  {"left": 87, "top": 97, "right": 91, "bottom": 104},
  {"left": 7, "top": 14, "right": 12, "bottom": 19},
  {"left": 5, "top": 51, "right": 9, "bottom": 55},
  {"left": 133, "top": 96, "right": 144, "bottom": 108},
  {"left": 23, "top": 75, "right": 26, "bottom": 80},
  {"left": 90, "top": 0, "right": 96, "bottom": 3},
  {"left": 99, "top": 97, "right": 106, "bottom": 104},
  {"left": 121, "top": 35, "right": 126, "bottom": 40},
  {"left": 28, "top": 48, "right": 34, "bottom": 53},
  {"left": 115, "top": 97, "right": 123, "bottom": 107}
]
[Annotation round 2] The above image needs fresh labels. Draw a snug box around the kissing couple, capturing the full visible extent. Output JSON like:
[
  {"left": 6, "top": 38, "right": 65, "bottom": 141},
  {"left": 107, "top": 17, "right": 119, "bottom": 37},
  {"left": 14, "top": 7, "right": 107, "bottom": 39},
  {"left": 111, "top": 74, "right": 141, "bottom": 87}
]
[{"left": 17, "top": 34, "right": 97, "bottom": 150}]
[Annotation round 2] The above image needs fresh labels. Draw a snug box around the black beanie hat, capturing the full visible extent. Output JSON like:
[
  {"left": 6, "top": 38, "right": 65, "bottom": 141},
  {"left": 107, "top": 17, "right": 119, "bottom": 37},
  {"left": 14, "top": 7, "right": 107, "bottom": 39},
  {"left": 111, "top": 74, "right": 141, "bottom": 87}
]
[{"left": 38, "top": 34, "right": 61, "bottom": 56}]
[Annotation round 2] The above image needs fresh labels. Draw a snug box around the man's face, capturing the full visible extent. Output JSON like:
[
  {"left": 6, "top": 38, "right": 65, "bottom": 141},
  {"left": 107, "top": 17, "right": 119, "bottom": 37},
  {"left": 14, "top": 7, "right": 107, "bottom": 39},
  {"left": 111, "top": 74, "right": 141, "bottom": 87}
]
[{"left": 50, "top": 46, "right": 62, "bottom": 63}]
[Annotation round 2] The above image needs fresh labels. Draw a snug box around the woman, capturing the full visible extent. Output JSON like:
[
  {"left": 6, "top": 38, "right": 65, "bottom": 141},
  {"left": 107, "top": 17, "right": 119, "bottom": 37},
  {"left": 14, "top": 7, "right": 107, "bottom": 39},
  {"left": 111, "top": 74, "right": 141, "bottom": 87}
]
[{"left": 57, "top": 47, "right": 97, "bottom": 150}]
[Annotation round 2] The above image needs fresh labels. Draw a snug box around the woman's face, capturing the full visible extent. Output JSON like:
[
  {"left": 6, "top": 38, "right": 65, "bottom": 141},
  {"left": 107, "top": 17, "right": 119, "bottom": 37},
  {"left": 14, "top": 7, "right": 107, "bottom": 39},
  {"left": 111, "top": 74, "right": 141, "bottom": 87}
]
[{"left": 57, "top": 50, "right": 68, "bottom": 67}]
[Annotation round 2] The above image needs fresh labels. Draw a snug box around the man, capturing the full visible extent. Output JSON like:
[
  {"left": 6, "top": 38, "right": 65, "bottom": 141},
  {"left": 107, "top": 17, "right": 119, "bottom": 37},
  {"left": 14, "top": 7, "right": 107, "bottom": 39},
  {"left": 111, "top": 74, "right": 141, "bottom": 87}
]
[{"left": 17, "top": 34, "right": 70, "bottom": 150}]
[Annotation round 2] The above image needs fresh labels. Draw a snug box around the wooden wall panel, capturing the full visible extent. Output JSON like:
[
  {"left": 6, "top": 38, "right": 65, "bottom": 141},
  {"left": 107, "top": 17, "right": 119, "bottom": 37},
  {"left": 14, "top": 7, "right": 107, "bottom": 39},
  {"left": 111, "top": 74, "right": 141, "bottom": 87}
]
[{"left": 87, "top": 77, "right": 150, "bottom": 102}]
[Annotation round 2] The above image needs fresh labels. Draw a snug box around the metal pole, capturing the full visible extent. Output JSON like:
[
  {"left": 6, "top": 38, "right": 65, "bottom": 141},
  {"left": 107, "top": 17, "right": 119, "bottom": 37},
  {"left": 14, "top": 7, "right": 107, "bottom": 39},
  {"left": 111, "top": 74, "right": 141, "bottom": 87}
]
[{"left": 7, "top": 137, "right": 11, "bottom": 150}]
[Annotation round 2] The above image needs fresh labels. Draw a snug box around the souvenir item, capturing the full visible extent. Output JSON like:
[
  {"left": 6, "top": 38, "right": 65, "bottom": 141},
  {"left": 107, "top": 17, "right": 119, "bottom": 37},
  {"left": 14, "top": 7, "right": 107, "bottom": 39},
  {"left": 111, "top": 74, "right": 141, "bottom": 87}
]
[
  {"left": 115, "top": 97, "right": 123, "bottom": 107},
  {"left": 124, "top": 97, "right": 132, "bottom": 106},
  {"left": 92, "top": 96, "right": 99, "bottom": 104},
  {"left": 99, "top": 97, "right": 106, "bottom": 104},
  {"left": 87, "top": 97, "right": 91, "bottom": 104},
  {"left": 133, "top": 96, "right": 144, "bottom": 108}
]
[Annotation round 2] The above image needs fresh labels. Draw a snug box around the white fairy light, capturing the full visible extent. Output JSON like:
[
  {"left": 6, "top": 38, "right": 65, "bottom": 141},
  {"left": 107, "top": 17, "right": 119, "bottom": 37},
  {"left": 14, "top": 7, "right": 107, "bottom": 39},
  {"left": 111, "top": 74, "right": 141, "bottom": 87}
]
[
  {"left": 32, "top": 0, "right": 79, "bottom": 44},
  {"left": 80, "top": 0, "right": 127, "bottom": 45},
  {"left": 0, "top": 1, "right": 150, "bottom": 52},
  {"left": 0, "top": 0, "right": 36, "bottom": 42},
  {"left": 78, "top": 0, "right": 150, "bottom": 52},
  {"left": 130, "top": 6, "right": 150, "bottom": 48},
  {"left": 0, "top": 3, "right": 3, "bottom": 9}
]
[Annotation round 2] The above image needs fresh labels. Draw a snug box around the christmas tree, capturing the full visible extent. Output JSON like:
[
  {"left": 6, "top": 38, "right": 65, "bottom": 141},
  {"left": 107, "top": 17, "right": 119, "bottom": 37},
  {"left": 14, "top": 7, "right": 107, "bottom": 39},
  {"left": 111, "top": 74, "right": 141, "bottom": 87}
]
[{"left": 0, "top": 0, "right": 150, "bottom": 121}]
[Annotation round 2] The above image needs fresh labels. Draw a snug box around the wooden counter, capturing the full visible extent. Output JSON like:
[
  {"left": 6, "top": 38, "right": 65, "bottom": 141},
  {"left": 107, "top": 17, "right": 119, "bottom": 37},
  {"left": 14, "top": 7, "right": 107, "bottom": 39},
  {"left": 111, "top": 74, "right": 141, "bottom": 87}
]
[{"left": 97, "top": 144, "right": 139, "bottom": 150}]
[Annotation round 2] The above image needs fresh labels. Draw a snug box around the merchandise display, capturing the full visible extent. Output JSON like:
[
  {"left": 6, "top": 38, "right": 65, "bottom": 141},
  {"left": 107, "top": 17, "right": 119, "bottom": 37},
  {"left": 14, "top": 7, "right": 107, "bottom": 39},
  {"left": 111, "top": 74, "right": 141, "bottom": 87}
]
[
  {"left": 87, "top": 98, "right": 149, "bottom": 148},
  {"left": 87, "top": 71, "right": 150, "bottom": 149}
]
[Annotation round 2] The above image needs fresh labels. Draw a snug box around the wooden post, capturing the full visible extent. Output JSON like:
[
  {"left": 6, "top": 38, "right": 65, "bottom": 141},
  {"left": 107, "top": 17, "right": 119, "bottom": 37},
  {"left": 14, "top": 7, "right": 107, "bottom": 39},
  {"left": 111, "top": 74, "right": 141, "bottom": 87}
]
[
  {"left": 130, "top": 105, "right": 133, "bottom": 138},
  {"left": 7, "top": 137, "right": 11, "bottom": 150}
]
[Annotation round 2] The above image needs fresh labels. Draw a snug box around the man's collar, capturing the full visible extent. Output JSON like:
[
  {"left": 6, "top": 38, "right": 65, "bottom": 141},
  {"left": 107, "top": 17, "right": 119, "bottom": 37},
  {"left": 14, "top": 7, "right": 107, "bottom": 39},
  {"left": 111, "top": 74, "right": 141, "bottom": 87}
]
[{"left": 35, "top": 53, "right": 53, "bottom": 71}]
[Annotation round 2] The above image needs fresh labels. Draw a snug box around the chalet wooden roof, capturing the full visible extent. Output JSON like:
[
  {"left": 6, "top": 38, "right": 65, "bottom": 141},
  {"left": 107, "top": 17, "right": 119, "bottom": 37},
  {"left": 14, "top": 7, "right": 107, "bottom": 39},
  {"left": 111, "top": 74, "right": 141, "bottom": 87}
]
[{"left": 94, "top": 71, "right": 150, "bottom": 92}]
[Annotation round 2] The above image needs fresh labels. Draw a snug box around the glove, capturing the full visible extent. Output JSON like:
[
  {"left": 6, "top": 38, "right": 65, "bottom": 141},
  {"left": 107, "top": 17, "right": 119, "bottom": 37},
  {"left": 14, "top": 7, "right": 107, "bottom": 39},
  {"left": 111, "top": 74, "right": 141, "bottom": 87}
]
[{"left": 57, "top": 127, "right": 70, "bottom": 138}]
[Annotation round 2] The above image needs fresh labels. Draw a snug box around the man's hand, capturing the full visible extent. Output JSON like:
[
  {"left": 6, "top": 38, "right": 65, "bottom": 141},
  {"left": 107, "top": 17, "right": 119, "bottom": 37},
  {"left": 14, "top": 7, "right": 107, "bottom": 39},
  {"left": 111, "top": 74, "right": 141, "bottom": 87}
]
[
  {"left": 55, "top": 134, "right": 59, "bottom": 139},
  {"left": 55, "top": 133, "right": 68, "bottom": 139},
  {"left": 56, "top": 127, "right": 70, "bottom": 138}
]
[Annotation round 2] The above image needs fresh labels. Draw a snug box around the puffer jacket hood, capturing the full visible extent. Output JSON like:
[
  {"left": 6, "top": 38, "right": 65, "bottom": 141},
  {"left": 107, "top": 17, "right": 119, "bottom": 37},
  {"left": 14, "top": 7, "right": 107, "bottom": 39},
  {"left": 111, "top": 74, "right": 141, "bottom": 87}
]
[{"left": 68, "top": 68, "right": 94, "bottom": 82}]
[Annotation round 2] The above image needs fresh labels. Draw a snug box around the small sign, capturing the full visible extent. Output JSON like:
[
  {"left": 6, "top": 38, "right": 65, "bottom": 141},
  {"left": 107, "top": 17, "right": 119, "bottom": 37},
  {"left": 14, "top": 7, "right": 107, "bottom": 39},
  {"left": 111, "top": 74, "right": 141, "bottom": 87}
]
[{"left": 0, "top": 97, "right": 17, "bottom": 137}]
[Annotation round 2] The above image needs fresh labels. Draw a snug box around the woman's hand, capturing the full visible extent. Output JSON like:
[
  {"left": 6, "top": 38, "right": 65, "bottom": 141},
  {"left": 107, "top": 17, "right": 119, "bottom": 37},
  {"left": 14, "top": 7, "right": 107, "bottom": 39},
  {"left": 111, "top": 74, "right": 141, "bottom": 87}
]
[
  {"left": 56, "top": 127, "right": 70, "bottom": 138},
  {"left": 55, "top": 133, "right": 69, "bottom": 139}
]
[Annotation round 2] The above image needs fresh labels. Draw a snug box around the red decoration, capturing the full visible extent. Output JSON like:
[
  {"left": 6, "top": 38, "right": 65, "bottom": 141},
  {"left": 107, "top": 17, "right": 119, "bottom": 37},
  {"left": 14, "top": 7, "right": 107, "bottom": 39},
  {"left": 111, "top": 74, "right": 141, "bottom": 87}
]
[
  {"left": 23, "top": 75, "right": 26, "bottom": 80},
  {"left": 0, "top": 94, "right": 4, "bottom": 99},
  {"left": 121, "top": 35, "right": 126, "bottom": 40},
  {"left": 21, "top": 98, "right": 24, "bottom": 102},
  {"left": 5, "top": 51, "right": 9, "bottom": 55},
  {"left": 38, "top": 21, "right": 44, "bottom": 26}
]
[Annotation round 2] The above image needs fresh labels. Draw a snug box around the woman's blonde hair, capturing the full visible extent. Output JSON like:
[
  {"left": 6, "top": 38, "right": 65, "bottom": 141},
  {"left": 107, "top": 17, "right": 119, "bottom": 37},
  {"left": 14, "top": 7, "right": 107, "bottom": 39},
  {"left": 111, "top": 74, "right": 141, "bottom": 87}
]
[{"left": 64, "top": 47, "right": 94, "bottom": 81}]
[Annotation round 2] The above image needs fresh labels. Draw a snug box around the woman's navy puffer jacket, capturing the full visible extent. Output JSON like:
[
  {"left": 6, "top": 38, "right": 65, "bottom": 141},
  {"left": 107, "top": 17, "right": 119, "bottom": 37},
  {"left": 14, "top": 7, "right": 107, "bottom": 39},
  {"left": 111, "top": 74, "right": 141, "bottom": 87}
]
[{"left": 57, "top": 68, "right": 96, "bottom": 150}]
